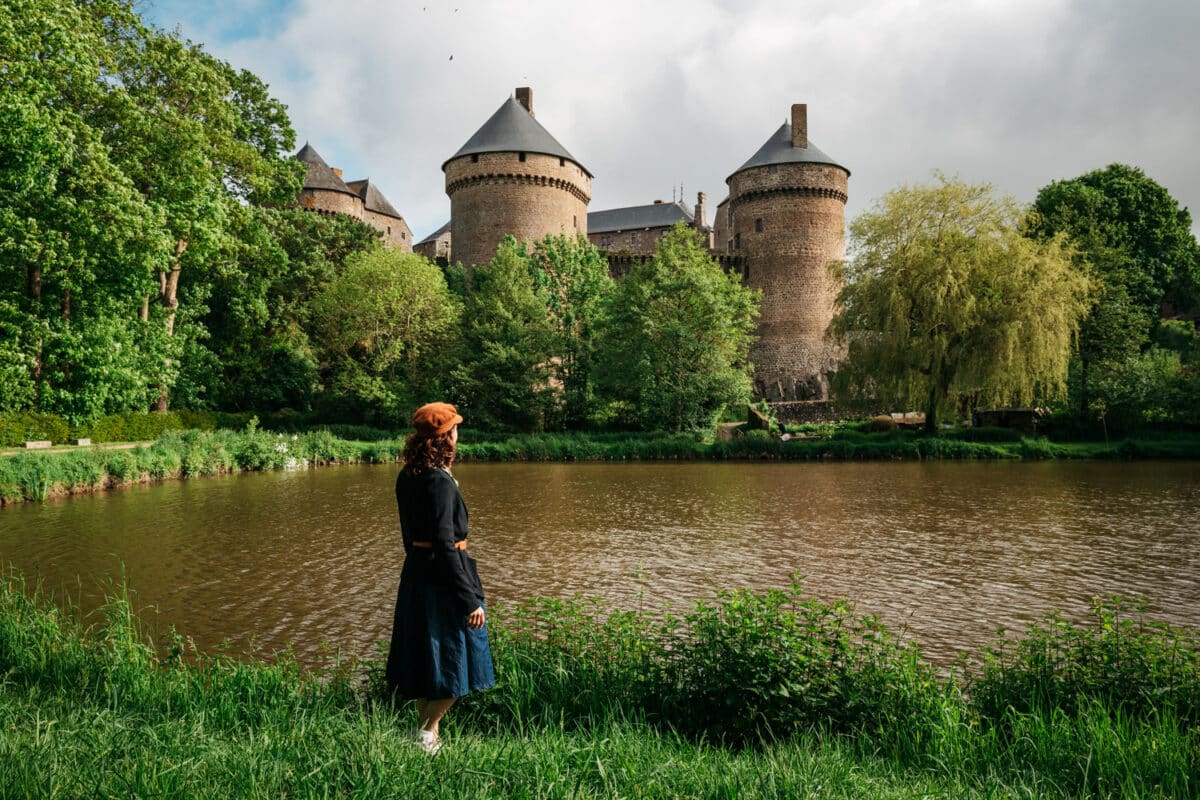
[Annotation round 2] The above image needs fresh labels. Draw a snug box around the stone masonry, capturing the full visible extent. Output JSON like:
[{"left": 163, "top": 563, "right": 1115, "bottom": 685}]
[{"left": 445, "top": 150, "right": 591, "bottom": 268}]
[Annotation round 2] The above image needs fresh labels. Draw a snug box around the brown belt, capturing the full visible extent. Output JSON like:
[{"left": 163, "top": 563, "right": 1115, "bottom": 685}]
[{"left": 410, "top": 539, "right": 468, "bottom": 550}]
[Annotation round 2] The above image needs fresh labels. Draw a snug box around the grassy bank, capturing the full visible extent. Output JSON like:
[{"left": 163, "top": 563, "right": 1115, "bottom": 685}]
[
  {"left": 4, "top": 426, "right": 1199, "bottom": 506},
  {"left": 1, "top": 574, "right": 1196, "bottom": 798}
]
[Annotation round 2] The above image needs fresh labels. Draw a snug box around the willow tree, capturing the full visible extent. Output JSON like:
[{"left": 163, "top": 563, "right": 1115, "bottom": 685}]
[{"left": 828, "top": 176, "right": 1092, "bottom": 433}]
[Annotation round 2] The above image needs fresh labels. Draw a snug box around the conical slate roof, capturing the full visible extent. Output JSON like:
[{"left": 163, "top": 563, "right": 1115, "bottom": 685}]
[
  {"left": 345, "top": 178, "right": 403, "bottom": 219},
  {"left": 443, "top": 97, "right": 591, "bottom": 176},
  {"left": 727, "top": 123, "right": 849, "bottom": 182},
  {"left": 295, "top": 143, "right": 358, "bottom": 196}
]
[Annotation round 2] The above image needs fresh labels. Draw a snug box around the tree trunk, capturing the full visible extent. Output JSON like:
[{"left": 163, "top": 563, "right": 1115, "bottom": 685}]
[
  {"left": 28, "top": 263, "right": 43, "bottom": 395},
  {"left": 153, "top": 239, "right": 188, "bottom": 412},
  {"left": 1079, "top": 356, "right": 1090, "bottom": 416},
  {"left": 924, "top": 383, "right": 939, "bottom": 434}
]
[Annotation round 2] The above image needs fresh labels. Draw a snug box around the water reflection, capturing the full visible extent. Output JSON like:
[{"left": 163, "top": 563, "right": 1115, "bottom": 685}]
[{"left": 1, "top": 460, "right": 1197, "bottom": 666}]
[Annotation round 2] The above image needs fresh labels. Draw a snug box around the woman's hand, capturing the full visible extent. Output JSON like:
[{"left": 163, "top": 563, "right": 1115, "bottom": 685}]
[{"left": 466, "top": 606, "right": 485, "bottom": 630}]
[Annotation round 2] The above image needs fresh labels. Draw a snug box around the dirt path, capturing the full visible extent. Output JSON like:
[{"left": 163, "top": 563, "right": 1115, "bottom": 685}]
[{"left": 0, "top": 442, "right": 154, "bottom": 458}]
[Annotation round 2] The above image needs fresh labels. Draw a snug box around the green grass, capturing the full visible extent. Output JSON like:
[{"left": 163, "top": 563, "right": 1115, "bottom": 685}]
[{"left": 1, "top": 572, "right": 1197, "bottom": 798}]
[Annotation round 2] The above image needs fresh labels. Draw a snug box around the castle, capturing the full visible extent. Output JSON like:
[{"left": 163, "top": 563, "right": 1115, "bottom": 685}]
[{"left": 295, "top": 87, "right": 849, "bottom": 405}]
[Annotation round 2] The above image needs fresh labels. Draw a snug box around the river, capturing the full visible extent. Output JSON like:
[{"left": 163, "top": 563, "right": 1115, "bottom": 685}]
[{"left": 1, "top": 460, "right": 1197, "bottom": 666}]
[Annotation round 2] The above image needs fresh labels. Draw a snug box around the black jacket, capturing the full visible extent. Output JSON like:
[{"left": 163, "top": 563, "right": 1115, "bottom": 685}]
[{"left": 395, "top": 467, "right": 484, "bottom": 616}]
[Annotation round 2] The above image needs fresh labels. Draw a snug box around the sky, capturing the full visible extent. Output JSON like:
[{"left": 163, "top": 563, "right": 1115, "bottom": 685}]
[{"left": 141, "top": 0, "right": 1200, "bottom": 242}]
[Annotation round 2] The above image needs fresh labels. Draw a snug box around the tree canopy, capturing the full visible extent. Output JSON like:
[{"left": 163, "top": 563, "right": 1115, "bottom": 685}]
[
  {"left": 1027, "top": 164, "right": 1200, "bottom": 417},
  {"left": 829, "top": 176, "right": 1092, "bottom": 432},
  {"left": 0, "top": 0, "right": 301, "bottom": 422},
  {"left": 596, "top": 225, "right": 759, "bottom": 432}
]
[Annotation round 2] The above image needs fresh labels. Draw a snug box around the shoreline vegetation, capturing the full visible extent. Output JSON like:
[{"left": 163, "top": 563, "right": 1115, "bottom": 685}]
[
  {"left": 2, "top": 423, "right": 1200, "bottom": 506},
  {"left": 1, "top": 572, "right": 1196, "bottom": 798}
]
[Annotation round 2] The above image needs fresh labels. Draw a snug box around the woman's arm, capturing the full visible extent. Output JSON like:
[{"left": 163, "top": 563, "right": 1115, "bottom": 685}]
[{"left": 428, "top": 474, "right": 482, "bottom": 618}]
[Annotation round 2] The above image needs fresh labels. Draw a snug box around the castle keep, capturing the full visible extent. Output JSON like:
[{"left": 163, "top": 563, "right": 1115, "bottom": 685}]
[
  {"left": 298, "top": 89, "right": 849, "bottom": 403},
  {"left": 715, "top": 104, "right": 849, "bottom": 402}
]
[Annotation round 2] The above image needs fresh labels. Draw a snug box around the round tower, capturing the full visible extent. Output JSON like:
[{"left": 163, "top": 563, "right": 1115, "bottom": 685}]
[
  {"left": 294, "top": 143, "right": 364, "bottom": 218},
  {"left": 726, "top": 104, "right": 849, "bottom": 402},
  {"left": 443, "top": 87, "right": 592, "bottom": 267}
]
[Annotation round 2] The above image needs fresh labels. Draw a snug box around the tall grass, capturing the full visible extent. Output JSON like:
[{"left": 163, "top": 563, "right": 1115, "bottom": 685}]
[{"left": 2, "top": 570, "right": 1195, "bottom": 798}]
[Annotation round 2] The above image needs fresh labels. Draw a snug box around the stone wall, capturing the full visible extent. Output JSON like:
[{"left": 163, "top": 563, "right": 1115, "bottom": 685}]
[
  {"left": 445, "top": 151, "right": 591, "bottom": 267},
  {"left": 588, "top": 226, "right": 672, "bottom": 256},
  {"left": 414, "top": 232, "right": 451, "bottom": 262},
  {"left": 299, "top": 188, "right": 363, "bottom": 219},
  {"left": 728, "top": 162, "right": 847, "bottom": 401},
  {"left": 362, "top": 209, "right": 413, "bottom": 251}
]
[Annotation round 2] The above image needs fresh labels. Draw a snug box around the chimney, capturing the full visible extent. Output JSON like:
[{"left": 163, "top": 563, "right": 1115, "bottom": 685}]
[
  {"left": 694, "top": 191, "right": 707, "bottom": 229},
  {"left": 791, "top": 103, "right": 807, "bottom": 149},
  {"left": 515, "top": 86, "right": 533, "bottom": 117},
  {"left": 331, "top": 167, "right": 343, "bottom": 177}
]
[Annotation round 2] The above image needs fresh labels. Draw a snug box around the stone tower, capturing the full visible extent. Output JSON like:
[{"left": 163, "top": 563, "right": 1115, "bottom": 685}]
[
  {"left": 295, "top": 143, "right": 365, "bottom": 219},
  {"left": 443, "top": 87, "right": 592, "bottom": 267},
  {"left": 725, "top": 104, "right": 849, "bottom": 401}
]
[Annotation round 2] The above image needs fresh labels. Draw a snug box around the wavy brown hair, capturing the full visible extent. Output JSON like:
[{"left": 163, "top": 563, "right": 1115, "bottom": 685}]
[{"left": 402, "top": 431, "right": 457, "bottom": 474}]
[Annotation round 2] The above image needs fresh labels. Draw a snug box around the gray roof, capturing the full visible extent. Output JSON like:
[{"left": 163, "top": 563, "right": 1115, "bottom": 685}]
[
  {"left": 727, "top": 123, "right": 849, "bottom": 182},
  {"left": 417, "top": 220, "right": 451, "bottom": 245},
  {"left": 295, "top": 143, "right": 358, "bottom": 196},
  {"left": 345, "top": 178, "right": 404, "bottom": 220},
  {"left": 443, "top": 97, "right": 591, "bottom": 176},
  {"left": 587, "top": 201, "right": 693, "bottom": 233}
]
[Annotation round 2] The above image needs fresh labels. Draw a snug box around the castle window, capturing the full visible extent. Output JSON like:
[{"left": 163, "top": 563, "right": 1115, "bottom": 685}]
[
  {"left": 744, "top": 263, "right": 751, "bottom": 281},
  {"left": 518, "top": 152, "right": 527, "bottom": 162},
  {"left": 471, "top": 154, "right": 479, "bottom": 163},
  {"left": 734, "top": 233, "right": 741, "bottom": 250},
  {"left": 387, "top": 226, "right": 392, "bottom": 235},
  {"left": 573, "top": 215, "right": 577, "bottom": 229},
  {"left": 755, "top": 218, "right": 764, "bottom": 233},
  {"left": 559, "top": 157, "right": 565, "bottom": 166}
]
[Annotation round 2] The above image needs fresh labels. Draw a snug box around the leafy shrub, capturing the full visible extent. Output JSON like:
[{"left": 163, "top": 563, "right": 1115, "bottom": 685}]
[
  {"left": 666, "top": 583, "right": 944, "bottom": 743},
  {"left": 943, "top": 426, "right": 1024, "bottom": 443},
  {"left": 0, "top": 412, "right": 71, "bottom": 446},
  {"left": 968, "top": 597, "right": 1200, "bottom": 726}
]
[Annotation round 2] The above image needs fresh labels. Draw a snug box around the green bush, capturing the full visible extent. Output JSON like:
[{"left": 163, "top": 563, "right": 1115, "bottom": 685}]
[
  {"left": 0, "top": 412, "right": 71, "bottom": 446},
  {"left": 968, "top": 597, "right": 1200, "bottom": 726},
  {"left": 666, "top": 583, "right": 944, "bottom": 744},
  {"left": 943, "top": 426, "right": 1024, "bottom": 443}
]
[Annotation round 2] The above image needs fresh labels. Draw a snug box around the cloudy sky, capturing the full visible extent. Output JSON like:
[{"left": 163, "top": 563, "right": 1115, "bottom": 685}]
[{"left": 142, "top": 0, "right": 1200, "bottom": 241}]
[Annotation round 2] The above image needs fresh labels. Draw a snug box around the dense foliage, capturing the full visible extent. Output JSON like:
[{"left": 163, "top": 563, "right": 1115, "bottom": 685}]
[
  {"left": 596, "top": 226, "right": 759, "bottom": 432},
  {"left": 1029, "top": 164, "right": 1200, "bottom": 429},
  {"left": 829, "top": 176, "right": 1093, "bottom": 432}
]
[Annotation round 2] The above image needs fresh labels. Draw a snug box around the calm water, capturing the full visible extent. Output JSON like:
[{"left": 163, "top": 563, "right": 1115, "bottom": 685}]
[{"left": 1, "top": 461, "right": 1197, "bottom": 666}]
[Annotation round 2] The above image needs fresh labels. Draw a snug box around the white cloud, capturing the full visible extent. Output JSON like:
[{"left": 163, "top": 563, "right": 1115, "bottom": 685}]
[{"left": 160, "top": 0, "right": 1200, "bottom": 239}]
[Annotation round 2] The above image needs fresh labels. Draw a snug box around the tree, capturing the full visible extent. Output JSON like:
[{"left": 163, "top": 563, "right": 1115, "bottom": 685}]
[
  {"left": 596, "top": 225, "right": 759, "bottom": 432},
  {"left": 829, "top": 176, "right": 1092, "bottom": 433},
  {"left": 451, "top": 238, "right": 555, "bottom": 431},
  {"left": 527, "top": 234, "right": 614, "bottom": 429},
  {"left": 0, "top": 0, "right": 302, "bottom": 421},
  {"left": 199, "top": 206, "right": 380, "bottom": 412},
  {"left": 309, "top": 247, "right": 462, "bottom": 425},
  {"left": 1028, "top": 164, "right": 1200, "bottom": 415}
]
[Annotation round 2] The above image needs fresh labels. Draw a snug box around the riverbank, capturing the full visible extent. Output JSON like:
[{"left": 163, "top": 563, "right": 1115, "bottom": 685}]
[
  {"left": 2, "top": 426, "right": 1199, "bottom": 506},
  {"left": 1, "top": 573, "right": 1196, "bottom": 798}
]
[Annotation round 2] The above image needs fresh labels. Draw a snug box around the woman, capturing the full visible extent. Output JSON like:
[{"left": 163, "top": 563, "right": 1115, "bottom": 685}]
[{"left": 385, "top": 402, "right": 494, "bottom": 754}]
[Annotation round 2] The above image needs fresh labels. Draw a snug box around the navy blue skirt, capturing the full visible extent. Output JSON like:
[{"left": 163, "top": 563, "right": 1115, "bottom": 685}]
[{"left": 385, "top": 580, "right": 495, "bottom": 700}]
